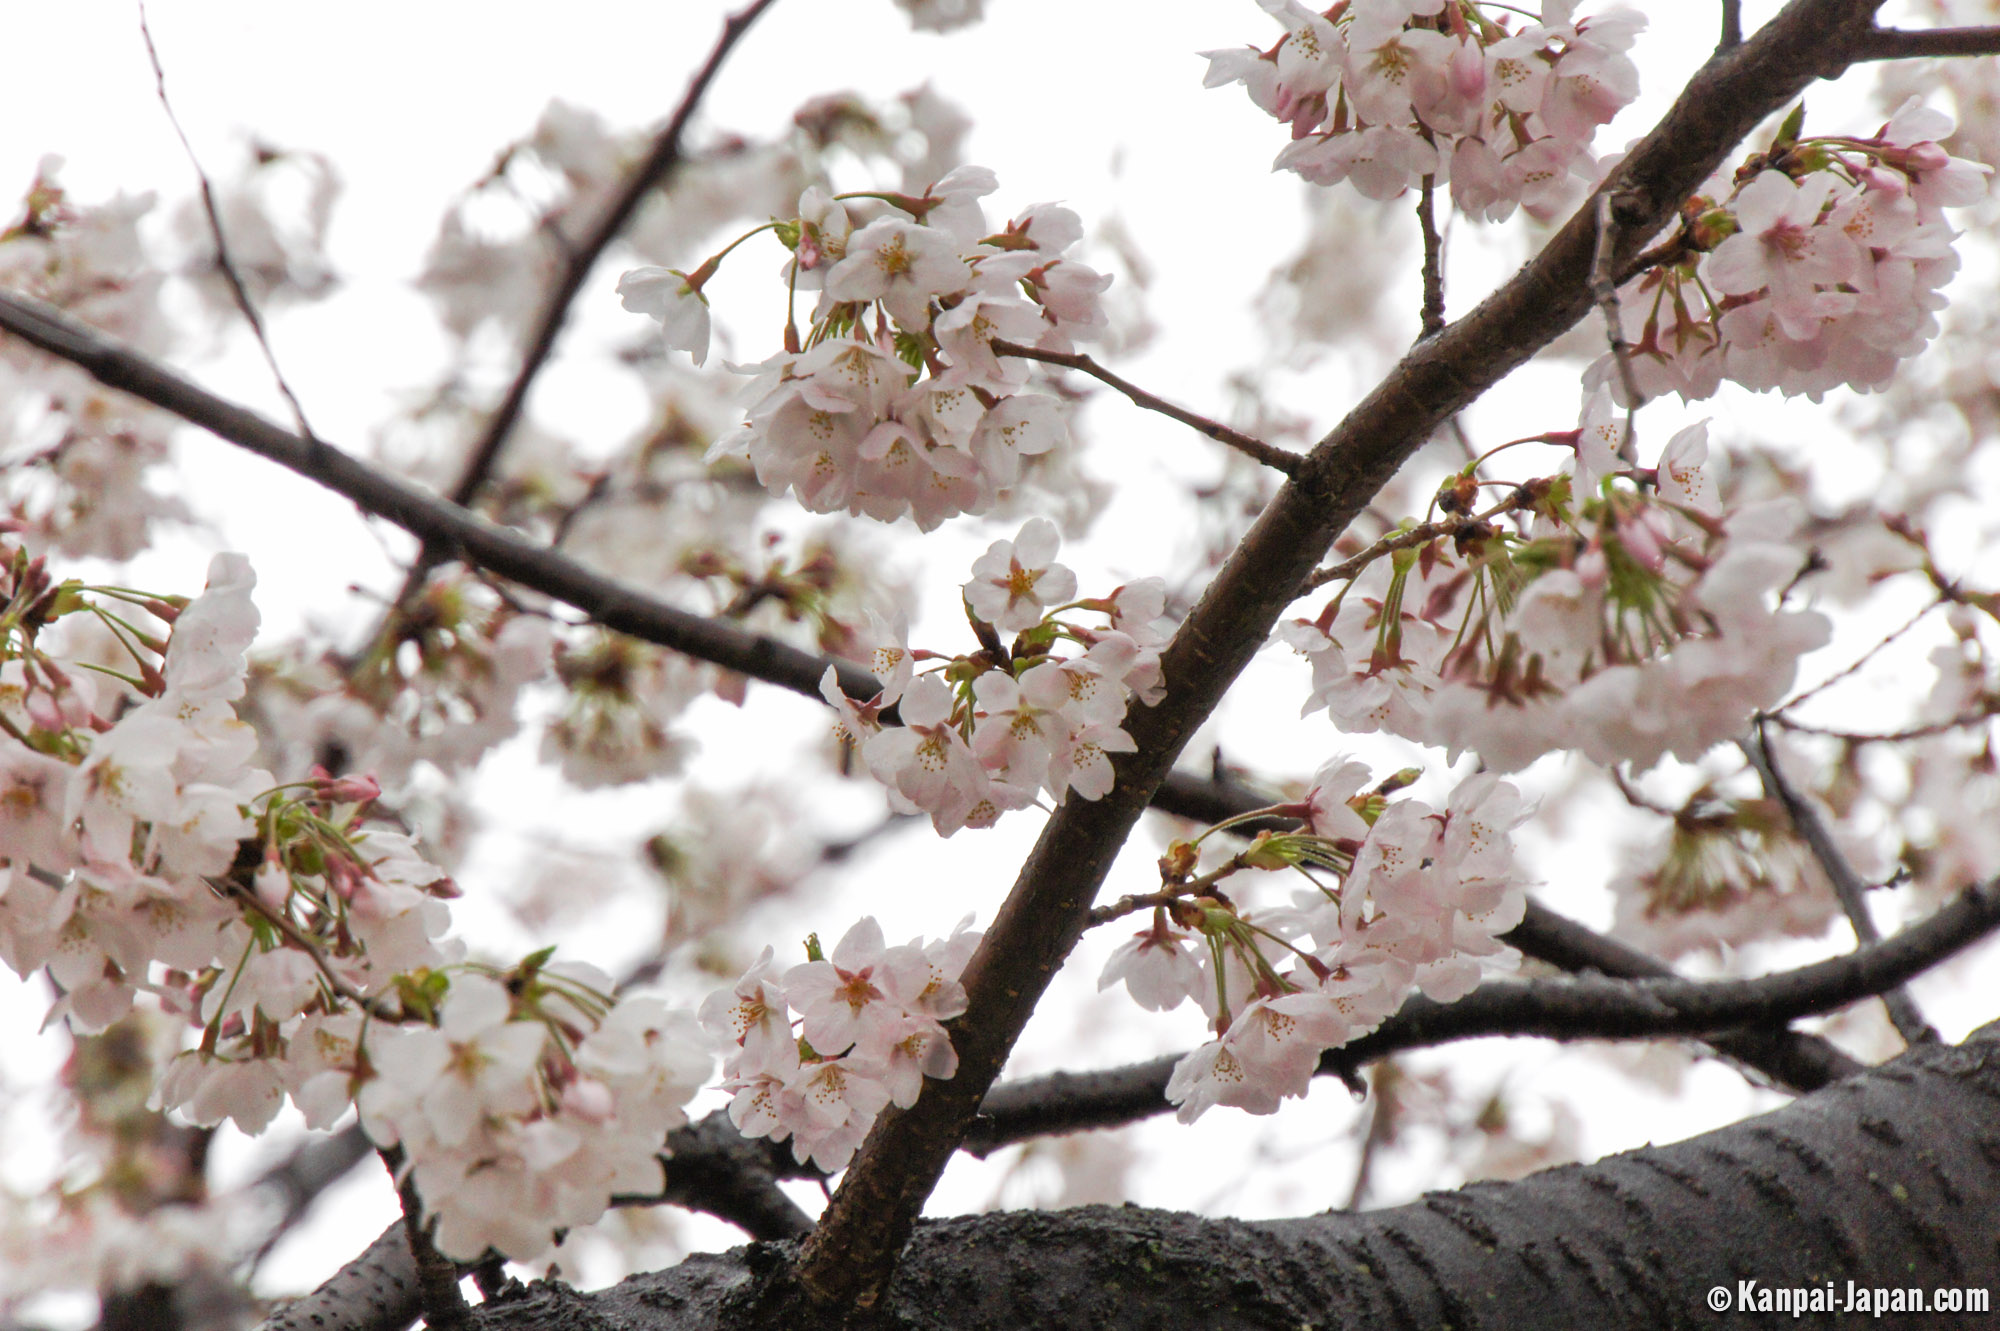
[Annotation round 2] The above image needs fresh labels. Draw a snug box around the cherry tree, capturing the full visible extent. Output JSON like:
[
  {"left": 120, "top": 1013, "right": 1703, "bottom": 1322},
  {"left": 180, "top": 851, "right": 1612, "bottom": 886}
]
[{"left": 4, "top": 1, "right": 2000, "bottom": 1328}]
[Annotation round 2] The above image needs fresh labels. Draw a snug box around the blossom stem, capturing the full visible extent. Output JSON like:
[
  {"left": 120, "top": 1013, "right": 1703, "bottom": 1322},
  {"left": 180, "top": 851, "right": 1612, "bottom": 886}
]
[
  {"left": 1300, "top": 493, "right": 1524, "bottom": 595},
  {"left": 989, "top": 340, "right": 1300, "bottom": 475},
  {"left": 1417, "top": 176, "right": 1446, "bottom": 340},
  {"left": 215, "top": 876, "right": 400, "bottom": 1022}
]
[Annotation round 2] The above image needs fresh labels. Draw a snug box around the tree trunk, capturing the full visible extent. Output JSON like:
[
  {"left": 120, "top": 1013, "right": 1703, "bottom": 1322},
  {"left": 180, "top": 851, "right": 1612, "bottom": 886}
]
[{"left": 466, "top": 1020, "right": 2000, "bottom": 1331}]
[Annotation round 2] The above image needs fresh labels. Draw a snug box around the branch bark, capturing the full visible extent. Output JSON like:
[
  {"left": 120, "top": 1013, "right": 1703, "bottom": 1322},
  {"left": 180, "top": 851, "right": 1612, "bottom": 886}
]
[
  {"left": 1850, "top": 24, "right": 2000, "bottom": 59},
  {"left": 469, "top": 1019, "right": 2000, "bottom": 1331}
]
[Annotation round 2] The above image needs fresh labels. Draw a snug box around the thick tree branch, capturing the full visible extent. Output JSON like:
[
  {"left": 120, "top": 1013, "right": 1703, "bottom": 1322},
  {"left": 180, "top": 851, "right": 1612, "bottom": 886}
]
[
  {"left": 474, "top": 1021, "right": 2000, "bottom": 1330},
  {"left": 1850, "top": 23, "right": 2000, "bottom": 59},
  {"left": 790, "top": 0, "right": 1897, "bottom": 1311},
  {"left": 255, "top": 1222, "right": 422, "bottom": 1331},
  {"left": 989, "top": 340, "right": 1298, "bottom": 474}
]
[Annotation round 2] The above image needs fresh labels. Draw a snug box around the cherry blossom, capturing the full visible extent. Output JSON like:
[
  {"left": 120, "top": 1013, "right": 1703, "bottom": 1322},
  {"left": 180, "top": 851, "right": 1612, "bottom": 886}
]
[
  {"left": 618, "top": 265, "right": 711, "bottom": 366},
  {"left": 964, "top": 518, "right": 1077, "bottom": 633},
  {"left": 1207, "top": 1, "right": 1644, "bottom": 220}
]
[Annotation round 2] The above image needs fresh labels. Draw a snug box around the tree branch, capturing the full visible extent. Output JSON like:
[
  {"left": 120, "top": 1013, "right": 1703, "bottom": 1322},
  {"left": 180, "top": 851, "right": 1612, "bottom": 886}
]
[
  {"left": 373, "top": 0, "right": 779, "bottom": 651},
  {"left": 1850, "top": 23, "right": 2000, "bottom": 59},
  {"left": 788, "top": 0, "right": 1899, "bottom": 1310},
  {"left": 0, "top": 287, "right": 885, "bottom": 707},
  {"left": 137, "top": 4, "right": 319, "bottom": 443},
  {"left": 1742, "top": 725, "right": 1937, "bottom": 1045},
  {"left": 1416, "top": 175, "right": 1445, "bottom": 339},
  {"left": 962, "top": 869, "right": 2000, "bottom": 1151},
  {"left": 471, "top": 1021, "right": 2000, "bottom": 1331},
  {"left": 989, "top": 340, "right": 1298, "bottom": 474},
  {"left": 443, "top": 0, "right": 778, "bottom": 513},
  {"left": 1300, "top": 492, "right": 1525, "bottom": 594}
]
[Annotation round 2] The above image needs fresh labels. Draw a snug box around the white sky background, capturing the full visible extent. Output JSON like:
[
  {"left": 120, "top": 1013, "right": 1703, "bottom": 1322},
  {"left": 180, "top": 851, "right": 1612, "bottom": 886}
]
[{"left": 4, "top": 0, "right": 1998, "bottom": 1314}]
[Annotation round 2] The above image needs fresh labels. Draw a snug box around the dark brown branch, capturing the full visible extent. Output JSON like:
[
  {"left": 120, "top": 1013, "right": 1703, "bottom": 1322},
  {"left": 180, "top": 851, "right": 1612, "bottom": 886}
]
[
  {"left": 1743, "top": 725, "right": 1937, "bottom": 1045},
  {"left": 381, "top": 1147, "right": 470, "bottom": 1330},
  {"left": 989, "top": 340, "right": 1299, "bottom": 475},
  {"left": 1850, "top": 23, "right": 2000, "bottom": 59},
  {"left": 1720, "top": 0, "right": 1743, "bottom": 49},
  {"left": 963, "top": 870, "right": 2000, "bottom": 1151},
  {"left": 138, "top": 5, "right": 319, "bottom": 443},
  {"left": 0, "top": 287, "right": 884, "bottom": 708},
  {"left": 790, "top": 0, "right": 1899, "bottom": 1309},
  {"left": 1416, "top": 176, "right": 1445, "bottom": 339}
]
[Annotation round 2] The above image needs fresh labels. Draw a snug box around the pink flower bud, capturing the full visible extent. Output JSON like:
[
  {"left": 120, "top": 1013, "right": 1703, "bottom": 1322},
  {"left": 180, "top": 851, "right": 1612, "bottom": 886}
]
[{"left": 310, "top": 767, "right": 382, "bottom": 805}]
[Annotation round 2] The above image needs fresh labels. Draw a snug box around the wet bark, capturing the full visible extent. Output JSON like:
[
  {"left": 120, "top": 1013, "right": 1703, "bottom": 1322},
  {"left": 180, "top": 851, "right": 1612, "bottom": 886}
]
[{"left": 467, "top": 1020, "right": 2000, "bottom": 1331}]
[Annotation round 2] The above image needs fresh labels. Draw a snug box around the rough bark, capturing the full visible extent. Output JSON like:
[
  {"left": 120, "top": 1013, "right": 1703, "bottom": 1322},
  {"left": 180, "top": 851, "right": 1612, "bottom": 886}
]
[{"left": 466, "top": 1020, "right": 2000, "bottom": 1331}]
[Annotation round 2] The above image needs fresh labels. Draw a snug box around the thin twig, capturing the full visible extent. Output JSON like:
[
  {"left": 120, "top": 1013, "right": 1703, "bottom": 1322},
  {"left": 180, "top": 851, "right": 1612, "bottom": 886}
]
[
  {"left": 1416, "top": 176, "right": 1446, "bottom": 340},
  {"left": 1301, "top": 492, "right": 1526, "bottom": 594},
  {"left": 1719, "top": 0, "right": 1743, "bottom": 50},
  {"left": 1743, "top": 723, "right": 1937, "bottom": 1045},
  {"left": 1588, "top": 192, "right": 1641, "bottom": 462},
  {"left": 1776, "top": 596, "right": 1939, "bottom": 710},
  {"left": 1850, "top": 24, "right": 2000, "bottom": 60},
  {"left": 990, "top": 340, "right": 1300, "bottom": 475},
  {"left": 448, "top": 1, "right": 777, "bottom": 515},
  {"left": 1344, "top": 1060, "right": 1399, "bottom": 1211},
  {"left": 1088, "top": 890, "right": 1192, "bottom": 929},
  {"left": 216, "top": 877, "right": 401, "bottom": 1022},
  {"left": 369, "top": 0, "right": 779, "bottom": 660},
  {"left": 137, "top": 4, "right": 319, "bottom": 444},
  {"left": 1764, "top": 709, "right": 1997, "bottom": 745}
]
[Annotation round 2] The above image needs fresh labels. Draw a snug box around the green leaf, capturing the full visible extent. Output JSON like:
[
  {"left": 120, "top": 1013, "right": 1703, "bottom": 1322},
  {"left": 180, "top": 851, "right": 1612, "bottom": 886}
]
[{"left": 1772, "top": 102, "right": 1806, "bottom": 150}]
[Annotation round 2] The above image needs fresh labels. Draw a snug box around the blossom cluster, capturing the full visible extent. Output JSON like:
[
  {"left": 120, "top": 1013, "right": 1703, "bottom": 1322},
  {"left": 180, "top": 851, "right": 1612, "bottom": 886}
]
[
  {"left": 1100, "top": 761, "right": 1530, "bottom": 1120},
  {"left": 623, "top": 169, "right": 1111, "bottom": 531},
  {"left": 1281, "top": 392, "right": 1830, "bottom": 772},
  {"left": 1205, "top": 0, "right": 1644, "bottom": 220},
  {"left": 822, "top": 518, "right": 1167, "bottom": 834},
  {"left": 1, "top": 160, "right": 193, "bottom": 560},
  {"left": 0, "top": 549, "right": 710, "bottom": 1264},
  {"left": 244, "top": 570, "right": 555, "bottom": 790},
  {"left": 358, "top": 966, "right": 711, "bottom": 1261},
  {"left": 1588, "top": 100, "right": 1992, "bottom": 403},
  {"left": 703, "top": 915, "right": 979, "bottom": 1171}
]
